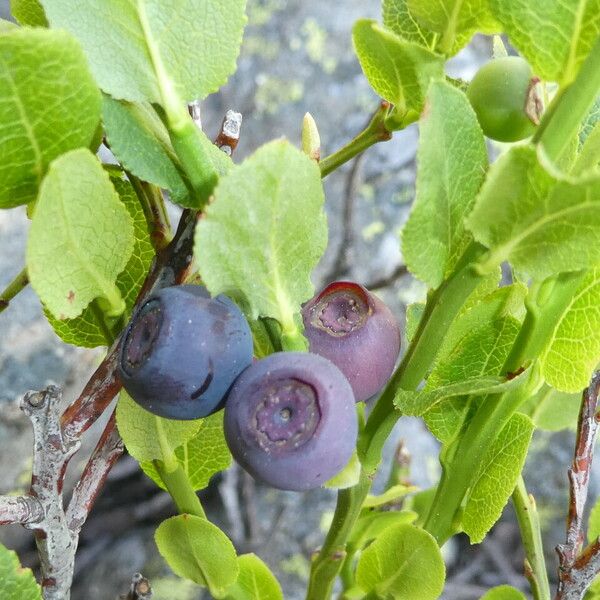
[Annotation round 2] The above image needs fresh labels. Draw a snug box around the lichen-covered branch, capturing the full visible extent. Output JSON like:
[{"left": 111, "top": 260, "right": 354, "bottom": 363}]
[
  {"left": 0, "top": 495, "right": 44, "bottom": 526},
  {"left": 555, "top": 370, "right": 600, "bottom": 599},
  {"left": 22, "top": 386, "right": 81, "bottom": 600}
]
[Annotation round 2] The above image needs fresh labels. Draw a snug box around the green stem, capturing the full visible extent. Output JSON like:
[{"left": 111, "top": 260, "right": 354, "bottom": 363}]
[
  {"left": 319, "top": 103, "right": 393, "bottom": 178},
  {"left": 153, "top": 459, "right": 206, "bottom": 518},
  {"left": 424, "top": 377, "right": 538, "bottom": 543},
  {"left": 305, "top": 476, "right": 371, "bottom": 600},
  {"left": 305, "top": 243, "right": 486, "bottom": 598},
  {"left": 424, "top": 270, "right": 586, "bottom": 544},
  {"left": 154, "top": 417, "right": 205, "bottom": 518},
  {"left": 512, "top": 476, "right": 551, "bottom": 600},
  {"left": 0, "top": 267, "right": 28, "bottom": 314},
  {"left": 534, "top": 36, "right": 600, "bottom": 163}
]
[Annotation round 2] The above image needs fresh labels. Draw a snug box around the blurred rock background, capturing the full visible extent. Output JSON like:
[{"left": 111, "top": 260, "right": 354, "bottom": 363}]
[{"left": 0, "top": 1, "right": 590, "bottom": 599}]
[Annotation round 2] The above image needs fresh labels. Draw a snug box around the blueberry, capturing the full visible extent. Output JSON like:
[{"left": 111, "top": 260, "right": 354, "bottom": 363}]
[
  {"left": 118, "top": 285, "right": 253, "bottom": 420},
  {"left": 224, "top": 352, "right": 357, "bottom": 491},
  {"left": 301, "top": 281, "right": 401, "bottom": 402}
]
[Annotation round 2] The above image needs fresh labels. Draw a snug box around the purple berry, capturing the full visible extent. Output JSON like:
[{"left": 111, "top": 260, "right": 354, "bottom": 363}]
[
  {"left": 224, "top": 352, "right": 357, "bottom": 491},
  {"left": 302, "top": 281, "right": 401, "bottom": 402},
  {"left": 118, "top": 285, "right": 253, "bottom": 420}
]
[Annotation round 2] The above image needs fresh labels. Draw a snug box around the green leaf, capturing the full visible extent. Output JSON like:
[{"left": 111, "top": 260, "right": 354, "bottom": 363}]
[
  {"left": 324, "top": 451, "right": 361, "bottom": 489},
  {"left": 407, "top": 0, "right": 498, "bottom": 55},
  {"left": 0, "top": 28, "right": 101, "bottom": 207},
  {"left": 540, "top": 269, "right": 600, "bottom": 393},
  {"left": 352, "top": 20, "right": 444, "bottom": 121},
  {"left": 116, "top": 390, "right": 204, "bottom": 463},
  {"left": 489, "top": 0, "right": 600, "bottom": 85},
  {"left": 467, "top": 145, "right": 600, "bottom": 279},
  {"left": 103, "top": 97, "right": 191, "bottom": 206},
  {"left": 520, "top": 385, "right": 581, "bottom": 431},
  {"left": 223, "top": 554, "right": 283, "bottom": 600},
  {"left": 424, "top": 316, "right": 522, "bottom": 442},
  {"left": 349, "top": 510, "right": 418, "bottom": 549},
  {"left": 45, "top": 174, "right": 154, "bottom": 347},
  {"left": 588, "top": 495, "right": 600, "bottom": 542},
  {"left": 462, "top": 413, "right": 534, "bottom": 543},
  {"left": 355, "top": 524, "right": 445, "bottom": 599},
  {"left": 382, "top": 0, "right": 436, "bottom": 48},
  {"left": 27, "top": 149, "right": 134, "bottom": 319},
  {"left": 40, "top": 0, "right": 247, "bottom": 104},
  {"left": 140, "top": 411, "right": 231, "bottom": 492},
  {"left": 574, "top": 121, "right": 600, "bottom": 175},
  {"left": 363, "top": 483, "right": 418, "bottom": 508},
  {"left": 396, "top": 366, "right": 529, "bottom": 417},
  {"left": 481, "top": 585, "right": 527, "bottom": 600},
  {"left": 195, "top": 140, "right": 327, "bottom": 338},
  {"left": 438, "top": 283, "right": 526, "bottom": 367},
  {"left": 10, "top": 0, "right": 47, "bottom": 26},
  {"left": 0, "top": 543, "right": 42, "bottom": 600},
  {"left": 155, "top": 514, "right": 239, "bottom": 596},
  {"left": 402, "top": 80, "right": 487, "bottom": 288}
]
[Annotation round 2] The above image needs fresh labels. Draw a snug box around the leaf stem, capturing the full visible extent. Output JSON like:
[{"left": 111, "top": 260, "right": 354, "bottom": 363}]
[
  {"left": 154, "top": 417, "right": 205, "bottom": 518},
  {"left": 153, "top": 459, "right": 205, "bottom": 518},
  {"left": 534, "top": 36, "right": 600, "bottom": 163},
  {"left": 89, "top": 299, "right": 117, "bottom": 346},
  {"left": 512, "top": 476, "right": 551, "bottom": 600},
  {"left": 319, "top": 102, "right": 393, "bottom": 178},
  {"left": 0, "top": 267, "right": 28, "bottom": 314},
  {"left": 127, "top": 173, "right": 172, "bottom": 251}
]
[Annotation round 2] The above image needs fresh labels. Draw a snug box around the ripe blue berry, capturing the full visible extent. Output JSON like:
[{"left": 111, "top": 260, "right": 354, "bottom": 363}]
[
  {"left": 224, "top": 352, "right": 357, "bottom": 491},
  {"left": 302, "top": 281, "right": 401, "bottom": 401},
  {"left": 118, "top": 285, "right": 253, "bottom": 420}
]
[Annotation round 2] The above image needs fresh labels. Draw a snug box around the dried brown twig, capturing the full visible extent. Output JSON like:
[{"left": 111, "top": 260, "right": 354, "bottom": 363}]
[
  {"left": 120, "top": 572, "right": 152, "bottom": 600},
  {"left": 555, "top": 370, "right": 600, "bottom": 599},
  {"left": 0, "top": 110, "right": 242, "bottom": 599}
]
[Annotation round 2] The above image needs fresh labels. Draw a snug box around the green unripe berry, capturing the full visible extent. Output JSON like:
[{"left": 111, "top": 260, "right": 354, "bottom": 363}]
[{"left": 467, "top": 56, "right": 542, "bottom": 143}]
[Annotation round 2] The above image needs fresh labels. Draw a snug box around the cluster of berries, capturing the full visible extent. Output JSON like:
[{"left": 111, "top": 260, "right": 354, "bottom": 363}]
[{"left": 118, "top": 282, "right": 400, "bottom": 491}]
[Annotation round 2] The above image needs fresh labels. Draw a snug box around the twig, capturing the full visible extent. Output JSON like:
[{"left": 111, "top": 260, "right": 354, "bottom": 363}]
[
  {"left": 120, "top": 573, "right": 152, "bottom": 600},
  {"left": 66, "top": 413, "right": 124, "bottom": 533},
  {"left": 241, "top": 470, "right": 260, "bottom": 546},
  {"left": 323, "top": 153, "right": 365, "bottom": 282},
  {"left": 364, "top": 264, "right": 409, "bottom": 291},
  {"left": 0, "top": 267, "right": 29, "bottom": 314},
  {"left": 555, "top": 370, "right": 600, "bottom": 599},
  {"left": 219, "top": 464, "right": 244, "bottom": 545},
  {"left": 482, "top": 533, "right": 527, "bottom": 590},
  {"left": 0, "top": 495, "right": 44, "bottom": 526}
]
